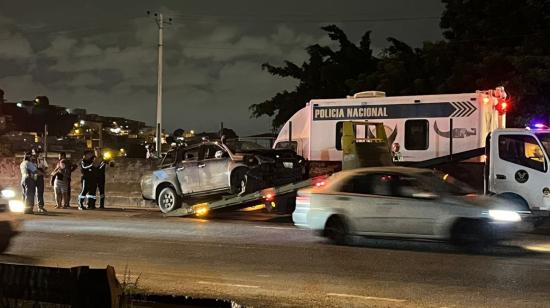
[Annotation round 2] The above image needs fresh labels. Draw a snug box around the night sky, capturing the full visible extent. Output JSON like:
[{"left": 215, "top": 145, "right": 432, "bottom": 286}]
[{"left": 0, "top": 0, "right": 444, "bottom": 135}]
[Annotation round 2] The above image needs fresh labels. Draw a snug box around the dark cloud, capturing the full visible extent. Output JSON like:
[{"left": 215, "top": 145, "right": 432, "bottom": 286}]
[{"left": 0, "top": 0, "right": 444, "bottom": 135}]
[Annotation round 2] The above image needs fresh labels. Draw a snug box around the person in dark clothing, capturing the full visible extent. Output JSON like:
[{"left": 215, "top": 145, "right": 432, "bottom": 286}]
[
  {"left": 94, "top": 148, "right": 108, "bottom": 209},
  {"left": 31, "top": 148, "right": 48, "bottom": 212},
  {"left": 58, "top": 152, "right": 77, "bottom": 207},
  {"left": 78, "top": 150, "right": 97, "bottom": 210}
]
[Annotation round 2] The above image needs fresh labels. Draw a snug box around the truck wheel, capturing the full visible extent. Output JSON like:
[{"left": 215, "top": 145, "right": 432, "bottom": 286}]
[
  {"left": 158, "top": 187, "right": 181, "bottom": 213},
  {"left": 324, "top": 216, "right": 350, "bottom": 245},
  {"left": 497, "top": 194, "right": 529, "bottom": 211}
]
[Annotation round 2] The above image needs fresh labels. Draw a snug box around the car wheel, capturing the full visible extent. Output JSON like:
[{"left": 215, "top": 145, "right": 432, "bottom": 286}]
[
  {"left": 0, "top": 221, "right": 14, "bottom": 253},
  {"left": 324, "top": 216, "right": 350, "bottom": 245},
  {"left": 231, "top": 168, "right": 249, "bottom": 195},
  {"left": 157, "top": 186, "right": 181, "bottom": 214},
  {"left": 451, "top": 219, "right": 495, "bottom": 248}
]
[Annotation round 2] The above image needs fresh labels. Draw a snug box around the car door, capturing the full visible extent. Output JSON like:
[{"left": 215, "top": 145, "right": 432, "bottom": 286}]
[
  {"left": 491, "top": 133, "right": 549, "bottom": 210},
  {"left": 176, "top": 146, "right": 201, "bottom": 194},
  {"left": 197, "top": 144, "right": 231, "bottom": 191},
  {"left": 337, "top": 173, "right": 395, "bottom": 234},
  {"left": 384, "top": 174, "right": 441, "bottom": 236}
]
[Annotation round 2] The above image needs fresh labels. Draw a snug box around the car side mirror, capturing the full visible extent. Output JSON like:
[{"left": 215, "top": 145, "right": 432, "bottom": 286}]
[{"left": 412, "top": 192, "right": 439, "bottom": 200}]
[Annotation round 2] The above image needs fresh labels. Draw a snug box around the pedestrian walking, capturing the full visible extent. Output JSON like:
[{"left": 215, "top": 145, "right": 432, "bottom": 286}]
[
  {"left": 31, "top": 148, "right": 48, "bottom": 211},
  {"left": 51, "top": 159, "right": 70, "bottom": 209},
  {"left": 57, "top": 152, "right": 77, "bottom": 207},
  {"left": 20, "top": 152, "right": 37, "bottom": 214},
  {"left": 78, "top": 150, "right": 97, "bottom": 210}
]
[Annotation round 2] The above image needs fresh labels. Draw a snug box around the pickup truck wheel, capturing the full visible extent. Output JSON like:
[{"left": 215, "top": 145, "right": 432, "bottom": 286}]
[
  {"left": 231, "top": 168, "right": 249, "bottom": 195},
  {"left": 158, "top": 187, "right": 181, "bottom": 213}
]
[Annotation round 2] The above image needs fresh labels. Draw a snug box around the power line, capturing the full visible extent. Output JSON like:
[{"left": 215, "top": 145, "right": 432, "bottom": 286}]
[{"left": 170, "top": 13, "right": 440, "bottom": 24}]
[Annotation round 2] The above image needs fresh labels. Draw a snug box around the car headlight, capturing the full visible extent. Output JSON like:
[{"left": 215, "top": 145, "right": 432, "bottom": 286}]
[
  {"left": 488, "top": 210, "right": 521, "bottom": 222},
  {"left": 9, "top": 200, "right": 25, "bottom": 213},
  {"left": 1, "top": 189, "right": 16, "bottom": 199}
]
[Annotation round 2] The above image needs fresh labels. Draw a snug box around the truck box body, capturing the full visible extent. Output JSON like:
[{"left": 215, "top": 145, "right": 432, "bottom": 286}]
[{"left": 274, "top": 90, "right": 505, "bottom": 165}]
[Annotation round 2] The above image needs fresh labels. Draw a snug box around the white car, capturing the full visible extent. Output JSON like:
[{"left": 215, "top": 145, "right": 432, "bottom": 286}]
[{"left": 293, "top": 167, "right": 523, "bottom": 245}]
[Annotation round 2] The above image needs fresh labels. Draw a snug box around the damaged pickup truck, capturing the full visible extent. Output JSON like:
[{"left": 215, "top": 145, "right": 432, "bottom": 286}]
[{"left": 141, "top": 139, "right": 306, "bottom": 213}]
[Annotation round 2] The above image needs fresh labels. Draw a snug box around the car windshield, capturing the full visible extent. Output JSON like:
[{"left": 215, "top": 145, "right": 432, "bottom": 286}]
[
  {"left": 418, "top": 171, "right": 477, "bottom": 196},
  {"left": 225, "top": 140, "right": 266, "bottom": 152},
  {"left": 535, "top": 132, "right": 550, "bottom": 156}
]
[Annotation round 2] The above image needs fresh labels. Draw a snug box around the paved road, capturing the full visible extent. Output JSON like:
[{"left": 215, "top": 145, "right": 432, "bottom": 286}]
[{"left": 1, "top": 208, "right": 550, "bottom": 307}]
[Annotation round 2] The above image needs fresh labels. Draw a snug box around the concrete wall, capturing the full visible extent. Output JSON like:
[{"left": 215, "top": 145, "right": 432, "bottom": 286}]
[{"left": 0, "top": 157, "right": 158, "bottom": 208}]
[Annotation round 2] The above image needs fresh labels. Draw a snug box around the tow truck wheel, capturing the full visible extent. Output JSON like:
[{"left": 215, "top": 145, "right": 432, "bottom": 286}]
[{"left": 158, "top": 187, "right": 181, "bottom": 214}]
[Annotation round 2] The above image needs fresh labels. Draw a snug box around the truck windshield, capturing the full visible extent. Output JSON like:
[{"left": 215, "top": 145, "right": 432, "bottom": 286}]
[{"left": 535, "top": 132, "right": 550, "bottom": 156}]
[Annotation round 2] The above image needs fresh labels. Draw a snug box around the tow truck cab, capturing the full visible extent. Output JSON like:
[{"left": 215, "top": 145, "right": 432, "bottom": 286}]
[{"left": 487, "top": 127, "right": 550, "bottom": 213}]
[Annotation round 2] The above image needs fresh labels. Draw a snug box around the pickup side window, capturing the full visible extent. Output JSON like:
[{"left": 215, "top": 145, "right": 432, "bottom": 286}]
[
  {"left": 160, "top": 150, "right": 177, "bottom": 168},
  {"left": 405, "top": 119, "right": 429, "bottom": 150},
  {"left": 498, "top": 134, "right": 547, "bottom": 172},
  {"left": 182, "top": 147, "right": 199, "bottom": 162},
  {"left": 200, "top": 144, "right": 225, "bottom": 160}
]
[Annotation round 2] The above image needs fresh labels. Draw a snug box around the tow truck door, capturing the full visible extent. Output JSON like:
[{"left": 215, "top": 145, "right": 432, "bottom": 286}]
[{"left": 490, "top": 131, "right": 549, "bottom": 211}]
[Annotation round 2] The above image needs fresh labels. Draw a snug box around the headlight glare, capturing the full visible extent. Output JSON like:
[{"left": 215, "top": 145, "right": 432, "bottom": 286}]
[
  {"left": 1, "top": 189, "right": 16, "bottom": 199},
  {"left": 9, "top": 200, "right": 25, "bottom": 213},
  {"left": 488, "top": 210, "right": 521, "bottom": 222}
]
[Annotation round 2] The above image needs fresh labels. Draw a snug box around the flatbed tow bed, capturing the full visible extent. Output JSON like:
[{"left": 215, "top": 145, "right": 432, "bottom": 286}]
[{"left": 165, "top": 178, "right": 319, "bottom": 217}]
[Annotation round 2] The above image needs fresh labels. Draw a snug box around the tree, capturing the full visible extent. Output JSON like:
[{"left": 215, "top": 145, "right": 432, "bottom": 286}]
[
  {"left": 254, "top": 0, "right": 550, "bottom": 129},
  {"left": 250, "top": 25, "right": 378, "bottom": 128},
  {"left": 439, "top": 0, "right": 550, "bottom": 126}
]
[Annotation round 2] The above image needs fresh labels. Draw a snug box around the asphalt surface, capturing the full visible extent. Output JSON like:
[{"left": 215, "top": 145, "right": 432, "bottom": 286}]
[{"left": 1, "top": 208, "right": 550, "bottom": 308}]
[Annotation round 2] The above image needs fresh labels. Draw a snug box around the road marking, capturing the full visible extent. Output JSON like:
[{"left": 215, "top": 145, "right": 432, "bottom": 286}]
[
  {"left": 197, "top": 281, "right": 260, "bottom": 289},
  {"left": 327, "top": 293, "right": 407, "bottom": 303},
  {"left": 255, "top": 226, "right": 296, "bottom": 230}
]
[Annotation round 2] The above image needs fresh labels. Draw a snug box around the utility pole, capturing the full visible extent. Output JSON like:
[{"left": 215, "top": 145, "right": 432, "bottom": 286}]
[{"left": 147, "top": 11, "right": 171, "bottom": 157}]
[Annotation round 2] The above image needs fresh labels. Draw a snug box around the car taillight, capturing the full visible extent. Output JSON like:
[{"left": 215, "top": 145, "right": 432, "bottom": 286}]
[{"left": 312, "top": 175, "right": 328, "bottom": 187}]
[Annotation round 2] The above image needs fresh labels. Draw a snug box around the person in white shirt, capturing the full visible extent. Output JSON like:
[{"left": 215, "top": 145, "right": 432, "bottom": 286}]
[{"left": 20, "top": 152, "right": 37, "bottom": 214}]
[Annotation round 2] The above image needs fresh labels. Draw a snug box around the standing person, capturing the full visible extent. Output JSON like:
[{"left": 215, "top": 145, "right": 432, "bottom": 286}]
[
  {"left": 31, "top": 148, "right": 48, "bottom": 211},
  {"left": 51, "top": 159, "right": 70, "bottom": 209},
  {"left": 391, "top": 142, "right": 403, "bottom": 162},
  {"left": 78, "top": 150, "right": 97, "bottom": 210},
  {"left": 94, "top": 148, "right": 109, "bottom": 209},
  {"left": 58, "top": 152, "right": 77, "bottom": 208},
  {"left": 20, "top": 152, "right": 37, "bottom": 214}
]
